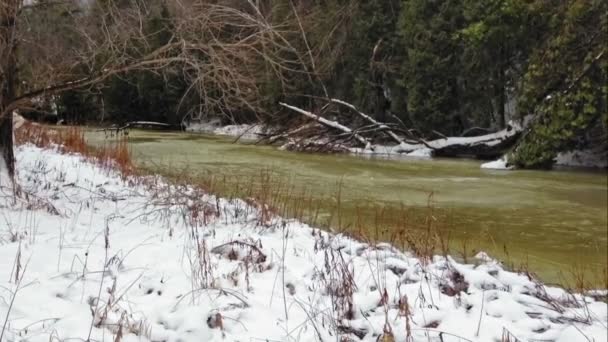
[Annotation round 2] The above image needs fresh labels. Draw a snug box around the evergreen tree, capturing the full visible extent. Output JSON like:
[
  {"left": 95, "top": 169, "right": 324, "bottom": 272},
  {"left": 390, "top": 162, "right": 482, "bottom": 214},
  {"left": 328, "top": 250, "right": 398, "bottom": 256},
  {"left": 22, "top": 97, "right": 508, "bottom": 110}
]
[
  {"left": 511, "top": 0, "right": 607, "bottom": 168},
  {"left": 397, "top": 0, "right": 466, "bottom": 136},
  {"left": 459, "top": 0, "right": 542, "bottom": 129}
]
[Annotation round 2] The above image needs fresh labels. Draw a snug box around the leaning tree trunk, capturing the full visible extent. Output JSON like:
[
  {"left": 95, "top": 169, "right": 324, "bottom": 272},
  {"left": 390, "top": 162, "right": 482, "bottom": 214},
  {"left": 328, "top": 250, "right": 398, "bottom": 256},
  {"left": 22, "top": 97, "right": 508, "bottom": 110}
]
[
  {"left": 0, "top": 0, "right": 18, "bottom": 181},
  {"left": 0, "top": 110, "right": 14, "bottom": 179},
  {"left": 0, "top": 50, "right": 16, "bottom": 180}
]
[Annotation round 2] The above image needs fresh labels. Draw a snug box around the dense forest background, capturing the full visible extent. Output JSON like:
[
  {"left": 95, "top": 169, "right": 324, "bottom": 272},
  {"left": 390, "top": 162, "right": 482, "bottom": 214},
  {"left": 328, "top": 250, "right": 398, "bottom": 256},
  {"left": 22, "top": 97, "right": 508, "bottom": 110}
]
[{"left": 14, "top": 0, "right": 608, "bottom": 168}]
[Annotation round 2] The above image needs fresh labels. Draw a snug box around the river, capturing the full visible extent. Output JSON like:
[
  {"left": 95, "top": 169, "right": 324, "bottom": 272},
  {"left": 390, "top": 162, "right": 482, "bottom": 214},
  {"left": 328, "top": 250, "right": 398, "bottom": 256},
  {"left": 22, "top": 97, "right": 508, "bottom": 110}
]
[{"left": 88, "top": 129, "right": 607, "bottom": 286}]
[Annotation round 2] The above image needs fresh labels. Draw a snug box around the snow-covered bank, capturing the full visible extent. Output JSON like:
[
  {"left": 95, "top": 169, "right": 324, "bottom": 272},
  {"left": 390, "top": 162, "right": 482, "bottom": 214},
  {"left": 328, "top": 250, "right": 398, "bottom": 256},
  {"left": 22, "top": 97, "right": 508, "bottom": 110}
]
[
  {"left": 185, "top": 121, "right": 523, "bottom": 168},
  {"left": 3, "top": 145, "right": 604, "bottom": 342},
  {"left": 185, "top": 121, "right": 263, "bottom": 140},
  {"left": 184, "top": 121, "right": 607, "bottom": 170},
  {"left": 480, "top": 148, "right": 608, "bottom": 171}
]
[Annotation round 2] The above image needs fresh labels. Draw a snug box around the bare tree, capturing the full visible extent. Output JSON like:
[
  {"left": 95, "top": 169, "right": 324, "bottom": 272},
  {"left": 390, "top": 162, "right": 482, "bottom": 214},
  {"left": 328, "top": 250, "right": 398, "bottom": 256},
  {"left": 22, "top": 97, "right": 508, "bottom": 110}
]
[
  {"left": 0, "top": 0, "right": 19, "bottom": 179},
  {"left": 0, "top": 0, "right": 301, "bottom": 184}
]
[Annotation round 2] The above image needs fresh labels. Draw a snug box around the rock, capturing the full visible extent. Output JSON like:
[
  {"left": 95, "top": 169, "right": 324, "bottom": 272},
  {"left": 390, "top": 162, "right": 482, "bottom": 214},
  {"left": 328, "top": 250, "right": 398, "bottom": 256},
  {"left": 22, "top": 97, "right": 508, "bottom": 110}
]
[{"left": 207, "top": 312, "right": 223, "bottom": 330}]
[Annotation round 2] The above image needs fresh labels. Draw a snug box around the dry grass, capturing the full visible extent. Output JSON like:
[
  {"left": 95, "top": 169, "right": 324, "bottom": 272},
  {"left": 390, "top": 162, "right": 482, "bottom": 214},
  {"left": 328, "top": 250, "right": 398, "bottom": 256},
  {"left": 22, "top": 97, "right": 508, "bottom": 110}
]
[
  {"left": 163, "top": 169, "right": 448, "bottom": 263},
  {"left": 15, "top": 124, "right": 134, "bottom": 176},
  {"left": 558, "top": 264, "right": 608, "bottom": 299}
]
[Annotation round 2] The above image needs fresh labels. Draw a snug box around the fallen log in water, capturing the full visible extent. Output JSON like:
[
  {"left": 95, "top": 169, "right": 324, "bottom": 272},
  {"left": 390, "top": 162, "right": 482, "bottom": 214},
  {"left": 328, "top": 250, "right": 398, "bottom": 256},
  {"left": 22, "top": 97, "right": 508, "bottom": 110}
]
[
  {"left": 428, "top": 124, "right": 521, "bottom": 158},
  {"left": 278, "top": 100, "right": 522, "bottom": 159},
  {"left": 120, "top": 121, "right": 173, "bottom": 130},
  {"left": 367, "top": 123, "right": 522, "bottom": 158},
  {"left": 96, "top": 121, "right": 176, "bottom": 135}
]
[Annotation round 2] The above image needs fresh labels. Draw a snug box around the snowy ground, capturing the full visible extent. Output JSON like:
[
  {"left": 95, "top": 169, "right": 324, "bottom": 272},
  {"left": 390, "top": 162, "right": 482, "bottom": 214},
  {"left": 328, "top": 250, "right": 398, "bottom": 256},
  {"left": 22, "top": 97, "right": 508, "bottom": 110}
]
[{"left": 2, "top": 145, "right": 605, "bottom": 342}]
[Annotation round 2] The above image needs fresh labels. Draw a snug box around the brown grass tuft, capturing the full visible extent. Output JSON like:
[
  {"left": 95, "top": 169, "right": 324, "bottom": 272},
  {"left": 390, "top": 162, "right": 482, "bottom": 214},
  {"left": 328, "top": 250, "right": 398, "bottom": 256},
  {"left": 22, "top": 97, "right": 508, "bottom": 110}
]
[{"left": 15, "top": 124, "right": 134, "bottom": 177}]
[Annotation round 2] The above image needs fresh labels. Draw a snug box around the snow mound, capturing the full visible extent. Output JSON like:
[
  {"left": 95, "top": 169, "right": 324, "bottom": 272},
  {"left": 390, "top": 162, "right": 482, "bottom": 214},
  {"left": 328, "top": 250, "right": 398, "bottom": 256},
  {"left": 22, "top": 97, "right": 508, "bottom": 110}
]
[
  {"left": 0, "top": 145, "right": 605, "bottom": 342},
  {"left": 481, "top": 156, "right": 513, "bottom": 170}
]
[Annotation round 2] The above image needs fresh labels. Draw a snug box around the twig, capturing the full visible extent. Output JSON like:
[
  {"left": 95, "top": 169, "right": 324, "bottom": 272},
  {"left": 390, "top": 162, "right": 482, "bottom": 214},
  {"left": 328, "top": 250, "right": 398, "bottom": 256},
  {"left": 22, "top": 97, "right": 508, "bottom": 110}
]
[
  {"left": 475, "top": 289, "right": 485, "bottom": 337},
  {"left": 0, "top": 255, "right": 30, "bottom": 342}
]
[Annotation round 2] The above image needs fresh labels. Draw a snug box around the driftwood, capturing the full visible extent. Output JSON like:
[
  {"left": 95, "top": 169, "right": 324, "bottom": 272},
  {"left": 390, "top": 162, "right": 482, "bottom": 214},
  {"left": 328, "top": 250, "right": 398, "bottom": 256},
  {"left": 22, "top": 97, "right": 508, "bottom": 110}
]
[
  {"left": 384, "top": 123, "right": 521, "bottom": 158},
  {"left": 279, "top": 102, "right": 372, "bottom": 149},
  {"left": 279, "top": 99, "right": 522, "bottom": 159},
  {"left": 97, "top": 121, "right": 174, "bottom": 134},
  {"left": 120, "top": 121, "right": 173, "bottom": 130},
  {"left": 329, "top": 98, "right": 405, "bottom": 145},
  {"left": 460, "top": 126, "right": 494, "bottom": 137},
  {"left": 264, "top": 122, "right": 318, "bottom": 145},
  {"left": 281, "top": 137, "right": 349, "bottom": 153},
  {"left": 427, "top": 124, "right": 521, "bottom": 158}
]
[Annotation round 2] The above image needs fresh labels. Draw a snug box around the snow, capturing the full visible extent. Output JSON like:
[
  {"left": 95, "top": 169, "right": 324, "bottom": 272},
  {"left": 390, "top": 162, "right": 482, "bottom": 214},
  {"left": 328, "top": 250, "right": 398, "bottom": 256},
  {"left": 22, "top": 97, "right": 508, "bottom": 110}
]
[
  {"left": 481, "top": 157, "right": 513, "bottom": 170},
  {"left": 406, "top": 148, "right": 433, "bottom": 158},
  {"left": 185, "top": 121, "right": 263, "bottom": 140},
  {"left": 1, "top": 145, "right": 605, "bottom": 342}
]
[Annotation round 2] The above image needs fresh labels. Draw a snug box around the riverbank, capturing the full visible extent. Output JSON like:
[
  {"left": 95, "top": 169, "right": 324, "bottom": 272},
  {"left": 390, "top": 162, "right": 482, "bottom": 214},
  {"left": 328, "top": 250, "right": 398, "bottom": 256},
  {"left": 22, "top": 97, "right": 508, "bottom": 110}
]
[
  {"left": 185, "top": 122, "right": 607, "bottom": 170},
  {"left": 84, "top": 127, "right": 608, "bottom": 286},
  {"left": 1, "top": 134, "right": 606, "bottom": 341}
]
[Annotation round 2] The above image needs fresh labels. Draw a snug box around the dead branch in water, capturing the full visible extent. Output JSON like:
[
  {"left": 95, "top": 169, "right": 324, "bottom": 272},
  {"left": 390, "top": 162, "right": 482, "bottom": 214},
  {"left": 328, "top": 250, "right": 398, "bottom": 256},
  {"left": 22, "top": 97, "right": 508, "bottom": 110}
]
[
  {"left": 278, "top": 98, "right": 522, "bottom": 158},
  {"left": 328, "top": 98, "right": 404, "bottom": 145},
  {"left": 279, "top": 102, "right": 372, "bottom": 150}
]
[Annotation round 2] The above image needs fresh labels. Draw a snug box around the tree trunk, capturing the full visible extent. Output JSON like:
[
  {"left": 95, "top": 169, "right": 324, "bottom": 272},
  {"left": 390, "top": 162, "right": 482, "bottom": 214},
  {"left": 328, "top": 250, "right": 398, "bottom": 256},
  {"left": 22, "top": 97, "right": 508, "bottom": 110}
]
[
  {"left": 0, "top": 65, "right": 16, "bottom": 180},
  {"left": 496, "top": 44, "right": 506, "bottom": 129},
  {"left": 431, "top": 126, "right": 521, "bottom": 159},
  {"left": 497, "top": 70, "right": 506, "bottom": 129},
  {"left": 0, "top": 113, "right": 14, "bottom": 178},
  {"left": 370, "top": 39, "right": 388, "bottom": 123},
  {"left": 373, "top": 72, "right": 388, "bottom": 123},
  {"left": 1, "top": 0, "right": 18, "bottom": 180}
]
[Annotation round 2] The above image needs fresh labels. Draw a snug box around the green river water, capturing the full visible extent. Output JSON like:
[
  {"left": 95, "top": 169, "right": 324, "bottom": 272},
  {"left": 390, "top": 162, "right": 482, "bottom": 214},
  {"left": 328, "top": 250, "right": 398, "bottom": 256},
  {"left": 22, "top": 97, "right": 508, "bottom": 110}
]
[{"left": 88, "top": 129, "right": 607, "bottom": 286}]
